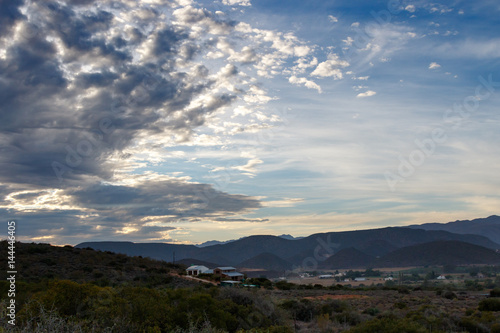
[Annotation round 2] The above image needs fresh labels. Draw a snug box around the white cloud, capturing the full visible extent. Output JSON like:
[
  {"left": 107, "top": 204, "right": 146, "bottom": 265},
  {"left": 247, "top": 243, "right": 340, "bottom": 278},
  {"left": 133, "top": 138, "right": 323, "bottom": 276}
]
[
  {"left": 347, "top": 24, "right": 418, "bottom": 68},
  {"left": 405, "top": 5, "right": 416, "bottom": 13},
  {"left": 292, "top": 57, "right": 318, "bottom": 74},
  {"left": 206, "top": 51, "right": 224, "bottom": 59},
  {"left": 343, "top": 36, "right": 354, "bottom": 46},
  {"left": 231, "top": 158, "right": 263, "bottom": 175},
  {"left": 289, "top": 76, "right": 322, "bottom": 93},
  {"left": 222, "top": 0, "right": 251, "bottom": 6},
  {"left": 328, "top": 15, "right": 338, "bottom": 23},
  {"left": 435, "top": 38, "right": 500, "bottom": 59},
  {"left": 227, "top": 45, "right": 259, "bottom": 63},
  {"left": 233, "top": 105, "right": 252, "bottom": 117},
  {"left": 262, "top": 198, "right": 304, "bottom": 208},
  {"left": 352, "top": 85, "right": 367, "bottom": 91},
  {"left": 310, "top": 54, "right": 349, "bottom": 79},
  {"left": 356, "top": 90, "right": 376, "bottom": 98},
  {"left": 429, "top": 62, "right": 441, "bottom": 69},
  {"left": 352, "top": 76, "right": 369, "bottom": 80}
]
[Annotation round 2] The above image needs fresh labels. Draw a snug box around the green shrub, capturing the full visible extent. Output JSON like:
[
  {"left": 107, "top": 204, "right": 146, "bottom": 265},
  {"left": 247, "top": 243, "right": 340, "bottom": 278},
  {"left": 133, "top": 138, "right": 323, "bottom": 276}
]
[
  {"left": 490, "top": 288, "right": 500, "bottom": 297},
  {"left": 394, "top": 301, "right": 407, "bottom": 309},
  {"left": 275, "top": 281, "right": 295, "bottom": 290},
  {"left": 478, "top": 298, "right": 500, "bottom": 311},
  {"left": 362, "top": 308, "right": 380, "bottom": 316},
  {"left": 491, "top": 323, "right": 500, "bottom": 333},
  {"left": 443, "top": 291, "right": 457, "bottom": 300},
  {"left": 347, "top": 316, "right": 427, "bottom": 333},
  {"left": 459, "top": 318, "right": 489, "bottom": 333},
  {"left": 280, "top": 299, "right": 317, "bottom": 322},
  {"left": 320, "top": 300, "right": 349, "bottom": 314},
  {"left": 397, "top": 287, "right": 410, "bottom": 294}
]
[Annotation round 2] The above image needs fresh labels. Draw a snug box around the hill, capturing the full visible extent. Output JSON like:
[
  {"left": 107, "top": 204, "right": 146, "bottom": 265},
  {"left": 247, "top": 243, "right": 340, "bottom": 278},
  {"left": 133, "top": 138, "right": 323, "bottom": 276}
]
[
  {"left": 76, "top": 241, "right": 202, "bottom": 262},
  {"left": 238, "top": 252, "right": 293, "bottom": 271},
  {"left": 377, "top": 240, "right": 500, "bottom": 267},
  {"left": 0, "top": 241, "right": 195, "bottom": 288},
  {"left": 176, "top": 258, "right": 222, "bottom": 268},
  {"left": 407, "top": 215, "right": 500, "bottom": 244},
  {"left": 192, "top": 235, "right": 295, "bottom": 265},
  {"left": 319, "top": 248, "right": 375, "bottom": 269},
  {"left": 355, "top": 239, "right": 398, "bottom": 258}
]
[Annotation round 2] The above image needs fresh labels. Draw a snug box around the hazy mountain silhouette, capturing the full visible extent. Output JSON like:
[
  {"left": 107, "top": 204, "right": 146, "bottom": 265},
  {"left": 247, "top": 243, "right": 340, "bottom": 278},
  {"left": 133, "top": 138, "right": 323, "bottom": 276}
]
[
  {"left": 376, "top": 240, "right": 500, "bottom": 267},
  {"left": 319, "top": 248, "right": 375, "bottom": 269},
  {"left": 407, "top": 215, "right": 500, "bottom": 244},
  {"left": 238, "top": 252, "right": 293, "bottom": 271},
  {"left": 77, "top": 217, "right": 500, "bottom": 268}
]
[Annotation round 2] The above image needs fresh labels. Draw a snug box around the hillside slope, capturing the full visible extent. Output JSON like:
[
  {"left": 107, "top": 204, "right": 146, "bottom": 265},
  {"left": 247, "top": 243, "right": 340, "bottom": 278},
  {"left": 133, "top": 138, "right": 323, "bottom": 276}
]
[
  {"left": 0, "top": 241, "right": 194, "bottom": 288},
  {"left": 319, "top": 248, "right": 375, "bottom": 269},
  {"left": 238, "top": 252, "right": 293, "bottom": 271},
  {"left": 407, "top": 215, "right": 500, "bottom": 244},
  {"left": 377, "top": 240, "right": 500, "bottom": 267}
]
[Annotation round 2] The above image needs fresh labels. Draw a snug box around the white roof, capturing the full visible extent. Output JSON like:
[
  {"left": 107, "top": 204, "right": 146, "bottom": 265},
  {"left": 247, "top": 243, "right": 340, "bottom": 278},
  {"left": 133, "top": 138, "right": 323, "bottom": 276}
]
[
  {"left": 216, "top": 266, "right": 236, "bottom": 270},
  {"left": 186, "top": 265, "right": 209, "bottom": 271}
]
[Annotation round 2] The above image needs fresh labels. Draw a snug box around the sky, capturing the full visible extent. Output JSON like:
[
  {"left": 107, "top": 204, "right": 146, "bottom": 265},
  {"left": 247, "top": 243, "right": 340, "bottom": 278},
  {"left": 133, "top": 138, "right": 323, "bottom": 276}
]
[{"left": 1, "top": 0, "right": 499, "bottom": 245}]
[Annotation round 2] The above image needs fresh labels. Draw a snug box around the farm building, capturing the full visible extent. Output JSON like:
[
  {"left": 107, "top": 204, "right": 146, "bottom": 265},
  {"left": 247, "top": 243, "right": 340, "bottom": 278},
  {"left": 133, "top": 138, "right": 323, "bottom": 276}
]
[
  {"left": 214, "top": 267, "right": 244, "bottom": 281},
  {"left": 186, "top": 265, "right": 210, "bottom": 276}
]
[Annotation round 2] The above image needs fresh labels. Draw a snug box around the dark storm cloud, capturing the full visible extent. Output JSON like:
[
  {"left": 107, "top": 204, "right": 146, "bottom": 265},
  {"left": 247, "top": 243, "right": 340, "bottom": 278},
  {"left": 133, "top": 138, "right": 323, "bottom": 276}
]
[
  {"left": 68, "top": 179, "right": 262, "bottom": 219},
  {"left": 75, "top": 71, "right": 119, "bottom": 88},
  {"left": 0, "top": 0, "right": 230, "bottom": 186},
  {"left": 155, "top": 27, "right": 187, "bottom": 55},
  {"left": 0, "top": 0, "right": 263, "bottom": 242},
  {"left": 1, "top": 177, "right": 262, "bottom": 243},
  {"left": 0, "top": 0, "right": 25, "bottom": 37}
]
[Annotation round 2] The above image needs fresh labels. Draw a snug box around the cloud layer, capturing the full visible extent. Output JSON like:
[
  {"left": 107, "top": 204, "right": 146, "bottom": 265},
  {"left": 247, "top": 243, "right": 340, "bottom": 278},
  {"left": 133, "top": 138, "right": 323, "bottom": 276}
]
[{"left": 1, "top": 0, "right": 317, "bottom": 243}]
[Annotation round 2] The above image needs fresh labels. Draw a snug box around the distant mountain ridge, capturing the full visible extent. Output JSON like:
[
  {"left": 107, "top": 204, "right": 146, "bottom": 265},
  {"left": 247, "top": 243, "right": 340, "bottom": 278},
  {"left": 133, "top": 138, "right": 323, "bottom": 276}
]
[
  {"left": 77, "top": 216, "right": 500, "bottom": 269},
  {"left": 376, "top": 240, "right": 500, "bottom": 267},
  {"left": 407, "top": 215, "right": 500, "bottom": 244},
  {"left": 317, "top": 240, "right": 500, "bottom": 269},
  {"left": 195, "top": 234, "right": 303, "bottom": 248}
]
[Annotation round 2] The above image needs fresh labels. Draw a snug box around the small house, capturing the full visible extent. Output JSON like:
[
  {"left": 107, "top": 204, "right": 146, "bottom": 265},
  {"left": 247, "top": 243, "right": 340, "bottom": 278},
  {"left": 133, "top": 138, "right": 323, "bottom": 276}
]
[
  {"left": 354, "top": 277, "right": 366, "bottom": 282},
  {"left": 186, "top": 265, "right": 210, "bottom": 276},
  {"left": 214, "top": 267, "right": 237, "bottom": 275},
  {"left": 223, "top": 272, "right": 244, "bottom": 281},
  {"left": 214, "top": 267, "right": 244, "bottom": 281},
  {"left": 437, "top": 275, "right": 446, "bottom": 280}
]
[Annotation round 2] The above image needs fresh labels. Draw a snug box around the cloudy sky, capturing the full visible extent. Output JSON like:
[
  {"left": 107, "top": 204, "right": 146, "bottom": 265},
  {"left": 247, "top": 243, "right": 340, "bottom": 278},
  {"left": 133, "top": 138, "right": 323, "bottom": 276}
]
[{"left": 1, "top": 0, "right": 499, "bottom": 245}]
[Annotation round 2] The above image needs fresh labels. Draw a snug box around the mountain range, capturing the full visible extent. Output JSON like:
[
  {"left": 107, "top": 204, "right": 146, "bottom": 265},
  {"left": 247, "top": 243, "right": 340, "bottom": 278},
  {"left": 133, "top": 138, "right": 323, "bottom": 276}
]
[
  {"left": 407, "top": 215, "right": 500, "bottom": 244},
  {"left": 195, "top": 234, "right": 303, "bottom": 248},
  {"left": 77, "top": 216, "right": 500, "bottom": 271}
]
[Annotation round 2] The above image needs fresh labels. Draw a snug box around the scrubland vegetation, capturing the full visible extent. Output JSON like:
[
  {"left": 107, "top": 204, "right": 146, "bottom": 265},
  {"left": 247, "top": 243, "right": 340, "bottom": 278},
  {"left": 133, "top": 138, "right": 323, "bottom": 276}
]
[{"left": 1, "top": 241, "right": 500, "bottom": 332}]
